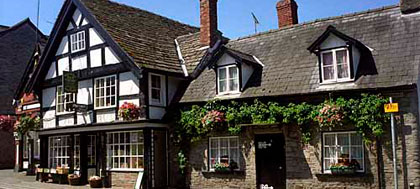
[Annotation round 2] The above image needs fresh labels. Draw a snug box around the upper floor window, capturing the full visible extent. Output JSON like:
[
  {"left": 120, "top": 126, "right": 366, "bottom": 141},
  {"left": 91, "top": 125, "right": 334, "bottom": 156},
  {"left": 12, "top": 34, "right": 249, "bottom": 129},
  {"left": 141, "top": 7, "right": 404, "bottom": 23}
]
[
  {"left": 217, "top": 65, "right": 239, "bottom": 94},
  {"left": 94, "top": 75, "right": 116, "bottom": 109},
  {"left": 56, "top": 86, "right": 75, "bottom": 114},
  {"left": 149, "top": 73, "right": 165, "bottom": 106},
  {"left": 209, "top": 136, "right": 240, "bottom": 171},
  {"left": 70, "top": 31, "right": 85, "bottom": 53},
  {"left": 321, "top": 48, "right": 351, "bottom": 83},
  {"left": 322, "top": 131, "right": 364, "bottom": 173}
]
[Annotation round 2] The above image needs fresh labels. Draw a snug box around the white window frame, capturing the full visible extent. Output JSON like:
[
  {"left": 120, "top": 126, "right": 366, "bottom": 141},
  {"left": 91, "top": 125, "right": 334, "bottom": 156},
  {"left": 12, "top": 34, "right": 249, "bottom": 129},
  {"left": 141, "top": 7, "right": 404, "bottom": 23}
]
[
  {"left": 56, "top": 86, "right": 75, "bottom": 115},
  {"left": 322, "top": 131, "right": 365, "bottom": 174},
  {"left": 88, "top": 135, "right": 96, "bottom": 167},
  {"left": 208, "top": 136, "right": 240, "bottom": 171},
  {"left": 217, "top": 65, "right": 240, "bottom": 95},
  {"left": 106, "top": 130, "right": 144, "bottom": 171},
  {"left": 70, "top": 31, "right": 86, "bottom": 53},
  {"left": 320, "top": 48, "right": 352, "bottom": 83},
  {"left": 148, "top": 73, "right": 166, "bottom": 106},
  {"left": 48, "top": 135, "right": 71, "bottom": 168},
  {"left": 94, "top": 75, "right": 117, "bottom": 109}
]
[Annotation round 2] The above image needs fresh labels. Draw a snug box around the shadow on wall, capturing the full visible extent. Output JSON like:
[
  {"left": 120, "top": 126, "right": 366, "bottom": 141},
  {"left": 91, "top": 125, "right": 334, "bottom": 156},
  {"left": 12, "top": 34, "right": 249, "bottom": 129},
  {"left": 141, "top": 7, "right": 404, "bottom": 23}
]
[{"left": 0, "top": 131, "right": 15, "bottom": 169}]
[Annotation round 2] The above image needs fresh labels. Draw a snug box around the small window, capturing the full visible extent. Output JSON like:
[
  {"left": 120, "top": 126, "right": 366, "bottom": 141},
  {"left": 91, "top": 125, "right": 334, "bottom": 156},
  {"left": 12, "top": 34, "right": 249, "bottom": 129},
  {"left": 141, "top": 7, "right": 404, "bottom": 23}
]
[
  {"left": 70, "top": 31, "right": 86, "bottom": 53},
  {"left": 323, "top": 132, "right": 364, "bottom": 173},
  {"left": 94, "top": 75, "right": 117, "bottom": 109},
  {"left": 56, "top": 86, "right": 75, "bottom": 114},
  {"left": 209, "top": 136, "right": 240, "bottom": 171},
  {"left": 217, "top": 65, "right": 239, "bottom": 94},
  {"left": 321, "top": 48, "right": 351, "bottom": 83},
  {"left": 149, "top": 73, "right": 165, "bottom": 106}
]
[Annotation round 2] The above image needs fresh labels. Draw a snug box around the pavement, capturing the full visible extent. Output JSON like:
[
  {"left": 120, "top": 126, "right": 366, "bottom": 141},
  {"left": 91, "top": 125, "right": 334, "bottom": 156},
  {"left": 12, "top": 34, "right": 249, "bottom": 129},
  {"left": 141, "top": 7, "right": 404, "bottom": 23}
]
[{"left": 0, "top": 169, "right": 90, "bottom": 189}]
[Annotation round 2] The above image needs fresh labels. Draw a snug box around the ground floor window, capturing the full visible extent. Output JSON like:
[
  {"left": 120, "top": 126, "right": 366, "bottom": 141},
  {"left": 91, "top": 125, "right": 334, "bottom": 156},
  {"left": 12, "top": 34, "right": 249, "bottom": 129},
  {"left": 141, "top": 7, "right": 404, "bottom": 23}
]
[
  {"left": 88, "top": 135, "right": 96, "bottom": 167},
  {"left": 323, "top": 131, "right": 364, "bottom": 173},
  {"left": 106, "top": 130, "right": 144, "bottom": 170},
  {"left": 49, "top": 135, "right": 71, "bottom": 168},
  {"left": 209, "top": 136, "right": 240, "bottom": 171}
]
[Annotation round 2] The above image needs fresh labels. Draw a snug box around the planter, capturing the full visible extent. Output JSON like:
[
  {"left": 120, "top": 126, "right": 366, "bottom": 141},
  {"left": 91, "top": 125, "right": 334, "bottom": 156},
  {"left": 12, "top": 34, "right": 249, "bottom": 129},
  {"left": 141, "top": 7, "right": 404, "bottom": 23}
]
[
  {"left": 89, "top": 178, "right": 103, "bottom": 188},
  {"left": 330, "top": 167, "right": 356, "bottom": 175},
  {"left": 68, "top": 175, "right": 81, "bottom": 186}
]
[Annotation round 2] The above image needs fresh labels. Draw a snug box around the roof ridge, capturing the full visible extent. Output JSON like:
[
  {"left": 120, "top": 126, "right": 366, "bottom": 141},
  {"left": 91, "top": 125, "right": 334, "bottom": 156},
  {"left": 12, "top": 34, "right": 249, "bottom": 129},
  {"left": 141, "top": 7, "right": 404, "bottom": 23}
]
[
  {"left": 231, "top": 4, "right": 400, "bottom": 42},
  {"left": 106, "top": 0, "right": 199, "bottom": 30}
]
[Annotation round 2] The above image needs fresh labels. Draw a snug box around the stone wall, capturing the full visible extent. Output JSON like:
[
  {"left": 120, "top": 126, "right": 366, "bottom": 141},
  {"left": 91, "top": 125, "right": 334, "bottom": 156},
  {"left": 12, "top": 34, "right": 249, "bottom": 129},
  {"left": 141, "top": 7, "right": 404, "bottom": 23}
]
[
  {"left": 184, "top": 89, "right": 420, "bottom": 189},
  {"left": 109, "top": 171, "right": 138, "bottom": 188}
]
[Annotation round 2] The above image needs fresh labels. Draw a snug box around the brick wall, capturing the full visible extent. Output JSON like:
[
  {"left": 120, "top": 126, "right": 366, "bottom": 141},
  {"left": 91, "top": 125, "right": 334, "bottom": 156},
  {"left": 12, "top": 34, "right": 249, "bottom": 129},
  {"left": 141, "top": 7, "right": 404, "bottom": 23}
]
[
  {"left": 184, "top": 89, "right": 420, "bottom": 189},
  {"left": 109, "top": 171, "right": 138, "bottom": 188},
  {"left": 0, "top": 130, "right": 15, "bottom": 169}
]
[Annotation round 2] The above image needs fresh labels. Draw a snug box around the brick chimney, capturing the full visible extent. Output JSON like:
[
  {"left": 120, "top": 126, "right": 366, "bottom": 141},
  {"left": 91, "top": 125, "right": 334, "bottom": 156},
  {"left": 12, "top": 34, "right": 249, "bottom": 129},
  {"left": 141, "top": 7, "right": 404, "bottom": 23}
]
[
  {"left": 200, "top": 0, "right": 219, "bottom": 47},
  {"left": 401, "top": 0, "right": 420, "bottom": 14},
  {"left": 276, "top": 0, "right": 298, "bottom": 28}
]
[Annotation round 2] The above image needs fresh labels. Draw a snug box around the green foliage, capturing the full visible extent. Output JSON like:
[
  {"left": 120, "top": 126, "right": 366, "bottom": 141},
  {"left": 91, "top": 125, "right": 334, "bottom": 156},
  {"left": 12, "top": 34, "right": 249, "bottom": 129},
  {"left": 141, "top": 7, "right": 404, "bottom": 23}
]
[
  {"left": 16, "top": 115, "right": 40, "bottom": 135},
  {"left": 177, "top": 151, "right": 187, "bottom": 175},
  {"left": 175, "top": 94, "right": 389, "bottom": 145}
]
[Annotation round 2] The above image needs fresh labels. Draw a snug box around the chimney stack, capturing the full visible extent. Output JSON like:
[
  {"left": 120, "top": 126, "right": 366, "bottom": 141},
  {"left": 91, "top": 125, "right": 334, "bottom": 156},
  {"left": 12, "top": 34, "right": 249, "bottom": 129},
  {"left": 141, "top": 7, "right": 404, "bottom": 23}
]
[
  {"left": 276, "top": 0, "right": 298, "bottom": 28},
  {"left": 400, "top": 0, "right": 420, "bottom": 14},
  {"left": 200, "top": 0, "right": 219, "bottom": 47}
]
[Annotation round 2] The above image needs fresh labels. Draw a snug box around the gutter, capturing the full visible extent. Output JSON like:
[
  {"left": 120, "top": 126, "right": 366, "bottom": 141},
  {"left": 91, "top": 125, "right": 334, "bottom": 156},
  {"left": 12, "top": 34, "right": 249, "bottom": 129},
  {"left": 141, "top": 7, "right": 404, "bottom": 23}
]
[{"left": 174, "top": 39, "right": 188, "bottom": 77}]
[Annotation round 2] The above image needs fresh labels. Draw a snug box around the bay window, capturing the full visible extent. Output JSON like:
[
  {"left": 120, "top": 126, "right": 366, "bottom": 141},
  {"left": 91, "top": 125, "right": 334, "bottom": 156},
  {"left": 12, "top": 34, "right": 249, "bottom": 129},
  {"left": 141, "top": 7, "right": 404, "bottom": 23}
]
[
  {"left": 94, "top": 75, "right": 116, "bottom": 109},
  {"left": 321, "top": 48, "right": 351, "bottom": 83},
  {"left": 106, "top": 131, "right": 144, "bottom": 170},
  {"left": 209, "top": 136, "right": 240, "bottom": 171},
  {"left": 217, "top": 65, "right": 239, "bottom": 94},
  {"left": 323, "top": 131, "right": 364, "bottom": 173}
]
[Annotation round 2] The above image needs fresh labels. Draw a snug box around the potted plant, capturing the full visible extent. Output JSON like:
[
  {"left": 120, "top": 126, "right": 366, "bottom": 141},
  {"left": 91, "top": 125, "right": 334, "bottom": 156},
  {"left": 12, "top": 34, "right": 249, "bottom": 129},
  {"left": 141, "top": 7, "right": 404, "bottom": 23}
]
[
  {"left": 118, "top": 102, "right": 141, "bottom": 121},
  {"left": 214, "top": 162, "right": 230, "bottom": 173},
  {"left": 316, "top": 103, "right": 344, "bottom": 128},
  {"left": 201, "top": 110, "right": 225, "bottom": 129},
  {"left": 68, "top": 174, "right": 81, "bottom": 186},
  {"left": 89, "top": 176, "right": 103, "bottom": 188}
]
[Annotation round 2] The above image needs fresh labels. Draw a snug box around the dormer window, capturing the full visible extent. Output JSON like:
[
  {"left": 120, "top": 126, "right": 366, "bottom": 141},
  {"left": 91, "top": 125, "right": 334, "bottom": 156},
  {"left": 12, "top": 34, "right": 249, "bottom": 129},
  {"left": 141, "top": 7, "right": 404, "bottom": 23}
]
[
  {"left": 70, "top": 31, "right": 85, "bottom": 53},
  {"left": 217, "top": 65, "right": 239, "bottom": 94},
  {"left": 321, "top": 48, "right": 351, "bottom": 82}
]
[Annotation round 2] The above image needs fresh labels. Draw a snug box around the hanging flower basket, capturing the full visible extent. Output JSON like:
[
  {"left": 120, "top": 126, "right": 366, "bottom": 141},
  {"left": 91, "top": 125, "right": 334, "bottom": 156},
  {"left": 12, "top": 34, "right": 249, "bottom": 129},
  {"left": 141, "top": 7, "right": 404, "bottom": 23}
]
[
  {"left": 118, "top": 102, "right": 141, "bottom": 121},
  {"left": 14, "top": 115, "right": 40, "bottom": 135},
  {"left": 201, "top": 110, "right": 225, "bottom": 129},
  {"left": 316, "top": 103, "right": 344, "bottom": 128}
]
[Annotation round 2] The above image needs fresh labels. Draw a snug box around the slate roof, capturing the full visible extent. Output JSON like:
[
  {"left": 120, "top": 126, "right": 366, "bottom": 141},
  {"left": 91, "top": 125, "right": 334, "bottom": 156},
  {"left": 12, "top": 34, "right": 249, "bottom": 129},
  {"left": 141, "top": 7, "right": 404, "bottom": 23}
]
[
  {"left": 180, "top": 5, "right": 420, "bottom": 102},
  {"left": 0, "top": 19, "right": 46, "bottom": 114},
  {"left": 0, "top": 25, "right": 9, "bottom": 32},
  {"left": 176, "top": 32, "right": 207, "bottom": 73},
  {"left": 80, "top": 0, "right": 199, "bottom": 74}
]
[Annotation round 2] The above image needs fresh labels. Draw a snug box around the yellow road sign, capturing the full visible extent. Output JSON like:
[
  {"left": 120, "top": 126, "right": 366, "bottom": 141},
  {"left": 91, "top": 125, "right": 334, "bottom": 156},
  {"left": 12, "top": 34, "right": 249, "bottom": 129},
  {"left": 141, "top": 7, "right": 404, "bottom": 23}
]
[{"left": 384, "top": 103, "right": 399, "bottom": 113}]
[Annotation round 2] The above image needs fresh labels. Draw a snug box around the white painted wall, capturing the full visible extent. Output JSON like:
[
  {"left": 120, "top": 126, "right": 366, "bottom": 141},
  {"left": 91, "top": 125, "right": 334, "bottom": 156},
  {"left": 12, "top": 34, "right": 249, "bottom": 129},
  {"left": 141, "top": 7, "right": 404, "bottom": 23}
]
[
  {"left": 72, "top": 9, "right": 82, "bottom": 27},
  {"left": 45, "top": 62, "right": 57, "bottom": 80},
  {"left": 77, "top": 80, "right": 93, "bottom": 105},
  {"left": 42, "top": 87, "right": 56, "bottom": 107},
  {"left": 77, "top": 112, "right": 93, "bottom": 125},
  {"left": 320, "top": 34, "right": 346, "bottom": 50},
  {"left": 218, "top": 54, "right": 236, "bottom": 66},
  {"left": 55, "top": 37, "right": 69, "bottom": 56},
  {"left": 104, "top": 47, "right": 120, "bottom": 64},
  {"left": 72, "top": 55, "right": 88, "bottom": 71},
  {"left": 57, "top": 57, "right": 70, "bottom": 76},
  {"left": 119, "top": 72, "right": 139, "bottom": 96},
  {"left": 90, "top": 49, "right": 102, "bottom": 68},
  {"left": 89, "top": 28, "right": 104, "bottom": 47},
  {"left": 81, "top": 18, "right": 89, "bottom": 26},
  {"left": 149, "top": 107, "right": 166, "bottom": 120},
  {"left": 58, "top": 115, "right": 74, "bottom": 127},
  {"left": 96, "top": 109, "right": 116, "bottom": 123},
  {"left": 42, "top": 110, "right": 56, "bottom": 129}
]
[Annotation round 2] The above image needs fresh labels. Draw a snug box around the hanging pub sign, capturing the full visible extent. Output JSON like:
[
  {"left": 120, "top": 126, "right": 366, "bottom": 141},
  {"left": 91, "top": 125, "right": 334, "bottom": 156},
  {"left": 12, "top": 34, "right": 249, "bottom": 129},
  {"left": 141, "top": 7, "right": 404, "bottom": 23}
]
[{"left": 63, "top": 71, "right": 78, "bottom": 93}]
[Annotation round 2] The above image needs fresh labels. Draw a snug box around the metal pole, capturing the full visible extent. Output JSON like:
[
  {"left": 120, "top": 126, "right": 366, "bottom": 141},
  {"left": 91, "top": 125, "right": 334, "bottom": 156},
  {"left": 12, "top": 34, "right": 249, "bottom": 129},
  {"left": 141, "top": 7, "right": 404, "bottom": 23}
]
[{"left": 390, "top": 97, "right": 398, "bottom": 189}]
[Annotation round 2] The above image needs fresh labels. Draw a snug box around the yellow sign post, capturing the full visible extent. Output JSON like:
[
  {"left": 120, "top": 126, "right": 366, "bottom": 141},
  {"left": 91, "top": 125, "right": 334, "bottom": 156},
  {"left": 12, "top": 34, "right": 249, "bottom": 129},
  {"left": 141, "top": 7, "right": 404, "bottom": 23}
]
[{"left": 384, "top": 103, "right": 399, "bottom": 113}]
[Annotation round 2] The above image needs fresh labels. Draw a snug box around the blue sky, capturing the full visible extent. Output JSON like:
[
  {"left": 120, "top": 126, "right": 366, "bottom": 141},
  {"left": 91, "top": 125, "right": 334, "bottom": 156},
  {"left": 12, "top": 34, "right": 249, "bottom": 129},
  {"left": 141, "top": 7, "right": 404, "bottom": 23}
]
[{"left": 0, "top": 0, "right": 399, "bottom": 39}]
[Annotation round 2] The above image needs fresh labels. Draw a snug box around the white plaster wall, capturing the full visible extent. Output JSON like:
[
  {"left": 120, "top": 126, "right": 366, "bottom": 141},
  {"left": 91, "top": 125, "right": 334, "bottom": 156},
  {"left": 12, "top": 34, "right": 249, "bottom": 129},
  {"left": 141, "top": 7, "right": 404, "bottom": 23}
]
[
  {"left": 72, "top": 9, "right": 82, "bottom": 27},
  {"left": 81, "top": 18, "right": 89, "bottom": 26},
  {"left": 104, "top": 47, "right": 120, "bottom": 64},
  {"left": 66, "top": 23, "right": 74, "bottom": 31},
  {"left": 89, "top": 28, "right": 104, "bottom": 47},
  {"left": 55, "top": 37, "right": 69, "bottom": 56},
  {"left": 45, "top": 62, "right": 57, "bottom": 80},
  {"left": 77, "top": 79, "right": 93, "bottom": 105},
  {"left": 96, "top": 109, "right": 116, "bottom": 123},
  {"left": 320, "top": 34, "right": 346, "bottom": 49},
  {"left": 58, "top": 115, "right": 74, "bottom": 127},
  {"left": 242, "top": 63, "right": 253, "bottom": 89},
  {"left": 72, "top": 55, "right": 88, "bottom": 71},
  {"left": 90, "top": 49, "right": 102, "bottom": 68},
  {"left": 168, "top": 76, "right": 181, "bottom": 105},
  {"left": 42, "top": 87, "right": 56, "bottom": 107},
  {"left": 42, "top": 110, "right": 56, "bottom": 129},
  {"left": 77, "top": 112, "right": 93, "bottom": 125},
  {"left": 149, "top": 106, "right": 166, "bottom": 120},
  {"left": 57, "top": 57, "right": 70, "bottom": 76},
  {"left": 217, "top": 54, "right": 236, "bottom": 66},
  {"left": 119, "top": 72, "right": 139, "bottom": 96}
]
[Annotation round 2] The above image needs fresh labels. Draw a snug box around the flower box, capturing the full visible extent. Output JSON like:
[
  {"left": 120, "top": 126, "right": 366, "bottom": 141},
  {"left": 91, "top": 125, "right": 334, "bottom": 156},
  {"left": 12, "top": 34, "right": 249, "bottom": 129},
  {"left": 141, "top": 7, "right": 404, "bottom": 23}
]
[{"left": 118, "top": 102, "right": 141, "bottom": 121}]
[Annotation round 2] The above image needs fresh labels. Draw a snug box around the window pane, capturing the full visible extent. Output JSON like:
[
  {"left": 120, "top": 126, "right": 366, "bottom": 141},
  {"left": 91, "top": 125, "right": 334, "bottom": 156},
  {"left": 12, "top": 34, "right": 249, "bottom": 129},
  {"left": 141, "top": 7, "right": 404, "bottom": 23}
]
[
  {"left": 323, "top": 66, "right": 334, "bottom": 80},
  {"left": 336, "top": 50, "right": 347, "bottom": 64},
  {"left": 152, "top": 75, "right": 161, "bottom": 88},
  {"left": 351, "top": 133, "right": 362, "bottom": 145},
  {"left": 219, "top": 68, "right": 226, "bottom": 80},
  {"left": 337, "top": 64, "right": 349, "bottom": 79},
  {"left": 322, "top": 52, "right": 333, "bottom": 65},
  {"left": 229, "top": 78, "right": 239, "bottom": 92},
  {"left": 324, "top": 147, "right": 336, "bottom": 158},
  {"left": 152, "top": 89, "right": 160, "bottom": 101},
  {"left": 324, "top": 134, "right": 335, "bottom": 146},
  {"left": 228, "top": 67, "right": 238, "bottom": 79},
  {"left": 337, "top": 134, "right": 349, "bottom": 145},
  {"left": 219, "top": 80, "right": 227, "bottom": 93},
  {"left": 351, "top": 147, "right": 363, "bottom": 159},
  {"left": 324, "top": 159, "right": 333, "bottom": 170}
]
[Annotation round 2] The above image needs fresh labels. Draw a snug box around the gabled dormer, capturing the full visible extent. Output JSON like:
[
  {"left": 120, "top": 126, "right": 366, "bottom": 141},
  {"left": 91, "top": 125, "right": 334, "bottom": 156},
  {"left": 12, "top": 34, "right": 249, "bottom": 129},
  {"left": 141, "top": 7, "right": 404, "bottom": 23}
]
[
  {"left": 308, "top": 26, "right": 376, "bottom": 84},
  {"left": 209, "top": 47, "right": 263, "bottom": 96}
]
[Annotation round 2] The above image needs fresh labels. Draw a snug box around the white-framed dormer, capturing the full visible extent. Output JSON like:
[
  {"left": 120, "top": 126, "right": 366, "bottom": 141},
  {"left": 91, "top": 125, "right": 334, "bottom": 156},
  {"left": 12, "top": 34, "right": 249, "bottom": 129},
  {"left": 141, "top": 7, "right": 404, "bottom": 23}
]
[
  {"left": 94, "top": 75, "right": 117, "bottom": 110},
  {"left": 217, "top": 65, "right": 240, "bottom": 95},
  {"left": 320, "top": 47, "right": 353, "bottom": 84},
  {"left": 148, "top": 73, "right": 166, "bottom": 107}
]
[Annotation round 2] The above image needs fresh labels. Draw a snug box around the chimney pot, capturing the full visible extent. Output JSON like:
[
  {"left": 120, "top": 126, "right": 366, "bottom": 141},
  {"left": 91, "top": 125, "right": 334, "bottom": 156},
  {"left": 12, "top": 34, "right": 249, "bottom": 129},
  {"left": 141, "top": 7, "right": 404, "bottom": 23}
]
[
  {"left": 276, "top": 0, "right": 298, "bottom": 28},
  {"left": 200, "top": 0, "right": 219, "bottom": 47}
]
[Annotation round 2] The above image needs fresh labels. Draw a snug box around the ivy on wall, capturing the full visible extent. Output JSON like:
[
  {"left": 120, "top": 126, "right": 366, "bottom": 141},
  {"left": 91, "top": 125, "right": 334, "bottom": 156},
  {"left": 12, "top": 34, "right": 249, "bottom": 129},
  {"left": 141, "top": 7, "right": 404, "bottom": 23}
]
[{"left": 174, "top": 94, "right": 389, "bottom": 145}]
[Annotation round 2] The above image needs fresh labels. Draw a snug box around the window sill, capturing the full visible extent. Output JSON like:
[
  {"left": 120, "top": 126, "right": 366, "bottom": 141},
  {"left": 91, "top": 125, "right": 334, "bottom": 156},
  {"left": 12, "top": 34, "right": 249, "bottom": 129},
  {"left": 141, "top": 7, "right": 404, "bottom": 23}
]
[
  {"left": 315, "top": 172, "right": 371, "bottom": 178},
  {"left": 106, "top": 168, "right": 144, "bottom": 173},
  {"left": 202, "top": 170, "right": 245, "bottom": 175}
]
